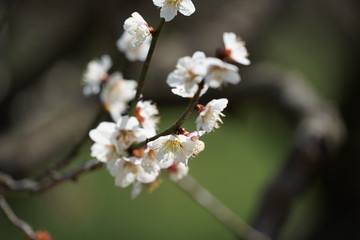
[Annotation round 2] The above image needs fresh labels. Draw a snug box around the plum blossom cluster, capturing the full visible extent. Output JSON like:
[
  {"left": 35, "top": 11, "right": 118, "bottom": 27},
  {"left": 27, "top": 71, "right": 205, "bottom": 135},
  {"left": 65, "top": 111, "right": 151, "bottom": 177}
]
[{"left": 82, "top": 0, "right": 250, "bottom": 198}]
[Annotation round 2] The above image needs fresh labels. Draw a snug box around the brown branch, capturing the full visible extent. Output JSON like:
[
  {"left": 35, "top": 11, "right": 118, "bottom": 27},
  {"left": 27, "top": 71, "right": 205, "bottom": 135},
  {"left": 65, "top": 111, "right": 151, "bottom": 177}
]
[
  {"left": 0, "top": 194, "right": 35, "bottom": 239},
  {"left": 128, "top": 19, "right": 165, "bottom": 116},
  {"left": 0, "top": 160, "right": 103, "bottom": 194}
]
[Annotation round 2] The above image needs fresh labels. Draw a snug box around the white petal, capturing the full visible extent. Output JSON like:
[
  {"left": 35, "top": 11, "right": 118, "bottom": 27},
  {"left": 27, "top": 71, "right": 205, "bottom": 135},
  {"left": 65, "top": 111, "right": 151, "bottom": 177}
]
[
  {"left": 153, "top": 0, "right": 165, "bottom": 7},
  {"left": 131, "top": 182, "right": 143, "bottom": 199},
  {"left": 137, "top": 166, "right": 158, "bottom": 183},
  {"left": 209, "top": 98, "right": 228, "bottom": 111},
  {"left": 157, "top": 151, "right": 176, "bottom": 167},
  {"left": 115, "top": 172, "right": 136, "bottom": 188},
  {"left": 179, "top": 0, "right": 195, "bottom": 16},
  {"left": 223, "top": 69, "right": 240, "bottom": 84},
  {"left": 89, "top": 122, "right": 117, "bottom": 144},
  {"left": 160, "top": 4, "right": 178, "bottom": 22},
  {"left": 147, "top": 136, "right": 168, "bottom": 149}
]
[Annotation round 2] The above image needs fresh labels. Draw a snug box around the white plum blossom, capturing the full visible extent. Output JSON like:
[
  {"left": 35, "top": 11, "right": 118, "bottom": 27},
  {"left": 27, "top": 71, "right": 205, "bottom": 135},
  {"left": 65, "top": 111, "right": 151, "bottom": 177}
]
[
  {"left": 124, "top": 12, "right": 152, "bottom": 48},
  {"left": 153, "top": 0, "right": 195, "bottom": 22},
  {"left": 147, "top": 134, "right": 196, "bottom": 166},
  {"left": 167, "top": 51, "right": 208, "bottom": 98},
  {"left": 205, "top": 58, "right": 240, "bottom": 88},
  {"left": 223, "top": 32, "right": 250, "bottom": 65},
  {"left": 106, "top": 156, "right": 159, "bottom": 189},
  {"left": 100, "top": 72, "right": 137, "bottom": 121},
  {"left": 89, "top": 116, "right": 151, "bottom": 162},
  {"left": 186, "top": 131, "right": 205, "bottom": 155},
  {"left": 117, "top": 31, "right": 152, "bottom": 62},
  {"left": 82, "top": 55, "right": 112, "bottom": 96},
  {"left": 135, "top": 100, "right": 159, "bottom": 133},
  {"left": 89, "top": 122, "right": 118, "bottom": 163},
  {"left": 141, "top": 148, "right": 161, "bottom": 174},
  {"left": 111, "top": 116, "right": 152, "bottom": 155},
  {"left": 196, "top": 98, "right": 228, "bottom": 132},
  {"left": 167, "top": 162, "right": 189, "bottom": 181}
]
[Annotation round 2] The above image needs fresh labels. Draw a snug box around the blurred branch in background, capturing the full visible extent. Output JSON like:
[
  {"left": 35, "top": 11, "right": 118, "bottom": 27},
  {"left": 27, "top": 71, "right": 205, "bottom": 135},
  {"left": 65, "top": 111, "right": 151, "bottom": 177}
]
[
  {"left": 238, "top": 65, "right": 345, "bottom": 239},
  {"left": 0, "top": 194, "right": 35, "bottom": 239},
  {"left": 0, "top": 160, "right": 103, "bottom": 194},
  {"left": 177, "top": 175, "right": 270, "bottom": 240}
]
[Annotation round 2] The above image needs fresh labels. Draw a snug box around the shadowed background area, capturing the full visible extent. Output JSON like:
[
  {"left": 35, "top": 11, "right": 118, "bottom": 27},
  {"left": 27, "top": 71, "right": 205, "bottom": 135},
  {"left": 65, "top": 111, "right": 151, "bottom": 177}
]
[{"left": 0, "top": 0, "right": 359, "bottom": 239}]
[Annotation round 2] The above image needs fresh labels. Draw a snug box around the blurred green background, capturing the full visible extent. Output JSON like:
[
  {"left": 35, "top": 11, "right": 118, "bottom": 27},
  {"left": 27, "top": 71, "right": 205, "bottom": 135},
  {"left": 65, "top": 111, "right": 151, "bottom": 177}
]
[{"left": 0, "top": 0, "right": 359, "bottom": 239}]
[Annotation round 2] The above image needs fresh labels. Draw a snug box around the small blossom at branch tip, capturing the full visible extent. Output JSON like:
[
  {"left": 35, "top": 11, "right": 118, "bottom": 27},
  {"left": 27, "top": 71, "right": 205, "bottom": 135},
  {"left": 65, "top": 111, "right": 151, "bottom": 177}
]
[
  {"left": 117, "top": 32, "right": 152, "bottom": 62},
  {"left": 196, "top": 98, "right": 228, "bottom": 132},
  {"left": 124, "top": 12, "right": 152, "bottom": 48},
  {"left": 34, "top": 231, "right": 51, "bottom": 240},
  {"left": 223, "top": 32, "right": 250, "bottom": 65},
  {"left": 205, "top": 58, "right": 240, "bottom": 88},
  {"left": 167, "top": 51, "right": 208, "bottom": 98},
  {"left": 82, "top": 55, "right": 112, "bottom": 96},
  {"left": 100, "top": 72, "right": 137, "bottom": 121},
  {"left": 153, "top": 0, "right": 196, "bottom": 22}
]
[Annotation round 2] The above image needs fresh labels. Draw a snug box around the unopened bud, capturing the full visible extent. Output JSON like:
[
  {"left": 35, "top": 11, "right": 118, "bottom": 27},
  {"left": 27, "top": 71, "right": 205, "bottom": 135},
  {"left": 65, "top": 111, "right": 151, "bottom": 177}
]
[
  {"left": 176, "top": 128, "right": 189, "bottom": 135},
  {"left": 195, "top": 104, "right": 205, "bottom": 112},
  {"left": 35, "top": 231, "right": 51, "bottom": 240}
]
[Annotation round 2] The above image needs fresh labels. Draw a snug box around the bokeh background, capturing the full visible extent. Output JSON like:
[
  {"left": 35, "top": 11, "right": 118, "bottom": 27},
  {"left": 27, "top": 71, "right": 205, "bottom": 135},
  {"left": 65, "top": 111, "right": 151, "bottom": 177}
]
[{"left": 0, "top": 0, "right": 359, "bottom": 239}]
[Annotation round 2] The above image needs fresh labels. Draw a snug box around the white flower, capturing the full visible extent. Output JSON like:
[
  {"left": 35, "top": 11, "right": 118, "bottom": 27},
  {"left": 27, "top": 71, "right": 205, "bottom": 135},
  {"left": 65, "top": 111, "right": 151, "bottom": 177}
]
[
  {"left": 186, "top": 131, "right": 205, "bottom": 155},
  {"left": 196, "top": 98, "right": 228, "bottom": 132},
  {"left": 153, "top": 0, "right": 195, "bottom": 22},
  {"left": 107, "top": 156, "right": 158, "bottom": 188},
  {"left": 100, "top": 72, "right": 137, "bottom": 121},
  {"left": 223, "top": 32, "right": 250, "bottom": 65},
  {"left": 123, "top": 12, "right": 152, "bottom": 48},
  {"left": 141, "top": 148, "right": 161, "bottom": 174},
  {"left": 168, "top": 162, "right": 189, "bottom": 181},
  {"left": 82, "top": 55, "right": 112, "bottom": 95},
  {"left": 111, "top": 116, "right": 151, "bottom": 155},
  {"left": 89, "top": 122, "right": 118, "bottom": 163},
  {"left": 205, "top": 58, "right": 240, "bottom": 88},
  {"left": 135, "top": 100, "right": 159, "bottom": 133},
  {"left": 167, "top": 51, "right": 208, "bottom": 98},
  {"left": 117, "top": 31, "right": 152, "bottom": 62},
  {"left": 147, "top": 134, "right": 196, "bottom": 166}
]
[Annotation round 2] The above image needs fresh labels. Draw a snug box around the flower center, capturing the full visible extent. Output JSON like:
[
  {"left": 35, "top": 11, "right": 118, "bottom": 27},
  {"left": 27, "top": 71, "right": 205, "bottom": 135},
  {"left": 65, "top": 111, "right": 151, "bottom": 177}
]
[
  {"left": 165, "top": 0, "right": 181, "bottom": 8},
  {"left": 162, "top": 138, "right": 182, "bottom": 154},
  {"left": 117, "top": 130, "right": 136, "bottom": 149},
  {"left": 123, "top": 161, "right": 138, "bottom": 174}
]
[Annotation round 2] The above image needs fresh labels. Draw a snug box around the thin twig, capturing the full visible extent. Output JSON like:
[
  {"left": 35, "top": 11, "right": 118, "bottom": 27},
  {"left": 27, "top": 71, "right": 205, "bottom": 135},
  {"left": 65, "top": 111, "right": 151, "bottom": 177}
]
[
  {"left": 0, "top": 194, "right": 35, "bottom": 239},
  {"left": 129, "top": 19, "right": 165, "bottom": 116},
  {"left": 176, "top": 175, "right": 270, "bottom": 240},
  {"left": 0, "top": 160, "right": 103, "bottom": 194}
]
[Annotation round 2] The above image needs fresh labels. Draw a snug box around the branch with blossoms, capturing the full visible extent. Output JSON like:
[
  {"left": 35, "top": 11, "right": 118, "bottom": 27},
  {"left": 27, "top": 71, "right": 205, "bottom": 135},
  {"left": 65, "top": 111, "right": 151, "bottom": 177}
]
[
  {"left": 1, "top": 1, "right": 267, "bottom": 239},
  {"left": 82, "top": 1, "right": 250, "bottom": 200}
]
